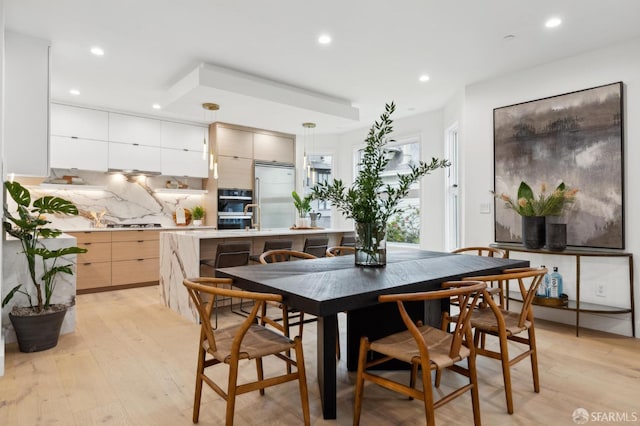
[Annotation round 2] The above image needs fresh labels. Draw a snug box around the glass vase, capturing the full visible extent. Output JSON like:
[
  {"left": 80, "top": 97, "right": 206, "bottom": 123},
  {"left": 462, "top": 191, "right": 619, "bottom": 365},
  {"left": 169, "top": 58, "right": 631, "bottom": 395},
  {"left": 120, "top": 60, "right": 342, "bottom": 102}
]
[{"left": 355, "top": 222, "right": 387, "bottom": 267}]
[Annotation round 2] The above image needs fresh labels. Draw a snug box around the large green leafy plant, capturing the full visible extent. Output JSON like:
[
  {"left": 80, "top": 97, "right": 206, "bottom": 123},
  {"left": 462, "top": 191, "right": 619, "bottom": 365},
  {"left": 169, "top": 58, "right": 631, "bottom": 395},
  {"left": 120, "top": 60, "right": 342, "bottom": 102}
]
[
  {"left": 311, "top": 102, "right": 450, "bottom": 226},
  {"left": 2, "top": 181, "right": 87, "bottom": 312}
]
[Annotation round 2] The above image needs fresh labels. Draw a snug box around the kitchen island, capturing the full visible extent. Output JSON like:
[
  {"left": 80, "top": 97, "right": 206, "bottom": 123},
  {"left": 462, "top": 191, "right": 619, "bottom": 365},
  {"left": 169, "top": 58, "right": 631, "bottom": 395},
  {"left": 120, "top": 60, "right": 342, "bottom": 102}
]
[{"left": 159, "top": 228, "right": 352, "bottom": 322}]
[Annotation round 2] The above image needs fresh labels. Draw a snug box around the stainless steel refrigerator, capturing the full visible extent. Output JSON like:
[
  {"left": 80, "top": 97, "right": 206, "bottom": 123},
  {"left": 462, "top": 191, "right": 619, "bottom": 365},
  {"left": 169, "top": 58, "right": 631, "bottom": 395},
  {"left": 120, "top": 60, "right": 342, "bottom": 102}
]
[{"left": 254, "top": 161, "right": 296, "bottom": 229}]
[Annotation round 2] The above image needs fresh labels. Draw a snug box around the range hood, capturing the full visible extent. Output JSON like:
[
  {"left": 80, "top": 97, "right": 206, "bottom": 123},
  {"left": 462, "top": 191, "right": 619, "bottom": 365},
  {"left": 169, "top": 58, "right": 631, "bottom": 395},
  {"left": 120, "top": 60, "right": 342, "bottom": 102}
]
[{"left": 107, "top": 168, "right": 162, "bottom": 177}]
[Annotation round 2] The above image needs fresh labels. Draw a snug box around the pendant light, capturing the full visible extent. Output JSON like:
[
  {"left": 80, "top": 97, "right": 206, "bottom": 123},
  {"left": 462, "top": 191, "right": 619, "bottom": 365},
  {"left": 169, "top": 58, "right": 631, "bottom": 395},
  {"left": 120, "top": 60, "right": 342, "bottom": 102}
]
[
  {"left": 203, "top": 102, "right": 220, "bottom": 179},
  {"left": 302, "top": 122, "right": 315, "bottom": 187}
]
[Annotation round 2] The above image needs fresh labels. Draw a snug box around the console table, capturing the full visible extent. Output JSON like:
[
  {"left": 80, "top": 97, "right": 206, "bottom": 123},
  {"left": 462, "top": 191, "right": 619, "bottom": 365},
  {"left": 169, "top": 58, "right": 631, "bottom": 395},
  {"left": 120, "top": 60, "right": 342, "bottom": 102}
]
[{"left": 492, "top": 243, "right": 635, "bottom": 337}]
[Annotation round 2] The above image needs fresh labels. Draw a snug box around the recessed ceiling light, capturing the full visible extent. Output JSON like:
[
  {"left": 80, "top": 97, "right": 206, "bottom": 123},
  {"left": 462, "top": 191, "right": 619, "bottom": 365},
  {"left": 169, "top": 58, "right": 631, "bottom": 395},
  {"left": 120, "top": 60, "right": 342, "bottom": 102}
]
[
  {"left": 419, "top": 74, "right": 430, "bottom": 82},
  {"left": 545, "top": 17, "right": 562, "bottom": 28},
  {"left": 69, "top": 89, "right": 80, "bottom": 95},
  {"left": 503, "top": 34, "right": 516, "bottom": 41},
  {"left": 152, "top": 104, "right": 161, "bottom": 110},
  {"left": 318, "top": 34, "right": 332, "bottom": 45},
  {"left": 90, "top": 46, "right": 105, "bottom": 56}
]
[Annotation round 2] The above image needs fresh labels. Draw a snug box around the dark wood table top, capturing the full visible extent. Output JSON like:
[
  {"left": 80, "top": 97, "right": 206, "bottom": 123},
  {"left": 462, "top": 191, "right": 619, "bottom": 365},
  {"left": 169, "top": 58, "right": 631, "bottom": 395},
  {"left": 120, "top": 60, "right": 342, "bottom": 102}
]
[{"left": 218, "top": 249, "right": 529, "bottom": 316}]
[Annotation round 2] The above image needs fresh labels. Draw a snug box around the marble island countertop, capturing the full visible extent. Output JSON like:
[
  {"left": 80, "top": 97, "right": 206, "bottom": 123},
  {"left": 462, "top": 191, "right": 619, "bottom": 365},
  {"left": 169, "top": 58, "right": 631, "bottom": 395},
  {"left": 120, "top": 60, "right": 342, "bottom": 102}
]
[
  {"left": 61, "top": 225, "right": 218, "bottom": 233},
  {"left": 165, "top": 227, "right": 352, "bottom": 239},
  {"left": 159, "top": 227, "right": 353, "bottom": 322}
]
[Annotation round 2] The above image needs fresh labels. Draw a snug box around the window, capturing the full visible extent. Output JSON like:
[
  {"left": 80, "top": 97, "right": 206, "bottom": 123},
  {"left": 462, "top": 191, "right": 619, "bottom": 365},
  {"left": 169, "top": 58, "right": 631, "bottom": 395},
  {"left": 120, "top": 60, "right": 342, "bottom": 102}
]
[
  {"left": 354, "top": 137, "right": 422, "bottom": 244},
  {"left": 303, "top": 154, "right": 332, "bottom": 228}
]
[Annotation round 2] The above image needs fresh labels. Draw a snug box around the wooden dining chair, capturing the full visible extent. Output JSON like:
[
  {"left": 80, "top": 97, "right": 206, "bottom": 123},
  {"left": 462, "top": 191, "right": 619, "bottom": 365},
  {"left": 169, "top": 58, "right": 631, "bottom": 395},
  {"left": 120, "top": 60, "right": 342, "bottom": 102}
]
[
  {"left": 439, "top": 267, "right": 547, "bottom": 415},
  {"left": 326, "top": 245, "right": 355, "bottom": 257},
  {"left": 183, "top": 277, "right": 310, "bottom": 426},
  {"left": 353, "top": 281, "right": 486, "bottom": 426},
  {"left": 258, "top": 249, "right": 317, "bottom": 370},
  {"left": 452, "top": 246, "right": 507, "bottom": 307}
]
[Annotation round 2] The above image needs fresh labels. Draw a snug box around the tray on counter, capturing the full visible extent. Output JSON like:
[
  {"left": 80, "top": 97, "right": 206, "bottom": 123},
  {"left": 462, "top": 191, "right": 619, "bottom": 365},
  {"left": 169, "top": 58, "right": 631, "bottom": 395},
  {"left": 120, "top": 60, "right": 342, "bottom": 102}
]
[{"left": 289, "top": 226, "right": 325, "bottom": 230}]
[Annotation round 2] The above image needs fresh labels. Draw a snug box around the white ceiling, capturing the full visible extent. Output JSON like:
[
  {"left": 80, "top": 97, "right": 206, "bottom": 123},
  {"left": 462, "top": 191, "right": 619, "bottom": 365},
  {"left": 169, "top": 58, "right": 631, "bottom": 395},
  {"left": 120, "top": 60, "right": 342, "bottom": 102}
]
[{"left": 6, "top": 0, "right": 640, "bottom": 135}]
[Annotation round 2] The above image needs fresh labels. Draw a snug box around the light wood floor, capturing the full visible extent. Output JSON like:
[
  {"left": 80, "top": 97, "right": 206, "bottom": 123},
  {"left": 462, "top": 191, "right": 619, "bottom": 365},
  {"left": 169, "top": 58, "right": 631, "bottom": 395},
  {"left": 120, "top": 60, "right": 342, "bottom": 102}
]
[{"left": 1, "top": 286, "right": 639, "bottom": 425}]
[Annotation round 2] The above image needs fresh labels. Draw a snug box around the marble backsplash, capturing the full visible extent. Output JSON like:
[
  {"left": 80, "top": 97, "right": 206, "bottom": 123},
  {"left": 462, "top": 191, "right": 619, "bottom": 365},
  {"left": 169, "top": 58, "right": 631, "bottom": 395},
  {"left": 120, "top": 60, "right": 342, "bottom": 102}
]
[{"left": 15, "top": 169, "right": 209, "bottom": 230}]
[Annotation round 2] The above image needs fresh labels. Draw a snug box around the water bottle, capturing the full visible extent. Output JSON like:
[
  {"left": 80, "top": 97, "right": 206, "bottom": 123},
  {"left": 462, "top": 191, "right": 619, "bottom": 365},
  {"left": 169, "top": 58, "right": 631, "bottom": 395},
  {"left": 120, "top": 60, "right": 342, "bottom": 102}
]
[
  {"left": 548, "top": 267, "right": 563, "bottom": 298},
  {"left": 537, "top": 265, "right": 548, "bottom": 297}
]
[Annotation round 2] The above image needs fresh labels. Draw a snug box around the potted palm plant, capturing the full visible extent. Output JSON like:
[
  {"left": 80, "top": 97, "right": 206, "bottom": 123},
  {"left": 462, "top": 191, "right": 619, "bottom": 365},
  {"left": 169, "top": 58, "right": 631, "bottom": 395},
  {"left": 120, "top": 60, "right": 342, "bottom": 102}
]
[
  {"left": 311, "top": 102, "right": 450, "bottom": 266},
  {"left": 191, "top": 205, "right": 205, "bottom": 226},
  {"left": 292, "top": 191, "right": 312, "bottom": 228},
  {"left": 2, "top": 181, "right": 87, "bottom": 352}
]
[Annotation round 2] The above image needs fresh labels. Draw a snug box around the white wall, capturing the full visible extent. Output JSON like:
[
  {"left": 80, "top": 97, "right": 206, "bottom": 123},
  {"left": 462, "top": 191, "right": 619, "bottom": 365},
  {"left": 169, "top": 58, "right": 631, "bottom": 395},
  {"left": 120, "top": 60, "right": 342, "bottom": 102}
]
[
  {"left": 1, "top": 0, "right": 6, "bottom": 376},
  {"left": 461, "top": 36, "right": 640, "bottom": 336}
]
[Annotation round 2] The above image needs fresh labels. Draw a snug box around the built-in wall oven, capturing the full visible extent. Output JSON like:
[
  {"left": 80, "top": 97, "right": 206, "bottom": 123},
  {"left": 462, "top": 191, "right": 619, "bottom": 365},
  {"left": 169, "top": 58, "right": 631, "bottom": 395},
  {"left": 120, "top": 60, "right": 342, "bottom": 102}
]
[{"left": 217, "top": 189, "right": 253, "bottom": 229}]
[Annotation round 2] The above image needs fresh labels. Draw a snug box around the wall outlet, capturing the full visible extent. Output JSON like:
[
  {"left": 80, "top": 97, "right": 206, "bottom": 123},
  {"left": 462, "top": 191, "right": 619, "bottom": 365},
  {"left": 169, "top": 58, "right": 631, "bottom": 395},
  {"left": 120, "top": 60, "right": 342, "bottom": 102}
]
[{"left": 596, "top": 284, "right": 606, "bottom": 297}]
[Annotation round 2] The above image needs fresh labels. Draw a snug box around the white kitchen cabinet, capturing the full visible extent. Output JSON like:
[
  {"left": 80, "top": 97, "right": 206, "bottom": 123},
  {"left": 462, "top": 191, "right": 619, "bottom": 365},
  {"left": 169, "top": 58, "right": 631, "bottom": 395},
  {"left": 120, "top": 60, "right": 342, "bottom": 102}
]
[
  {"left": 109, "top": 113, "right": 162, "bottom": 146},
  {"left": 253, "top": 133, "right": 295, "bottom": 163},
  {"left": 4, "top": 31, "right": 50, "bottom": 177},
  {"left": 50, "top": 135, "right": 109, "bottom": 172},
  {"left": 108, "top": 142, "right": 161, "bottom": 173},
  {"left": 50, "top": 103, "right": 108, "bottom": 141},
  {"left": 161, "top": 121, "right": 207, "bottom": 152},
  {"left": 161, "top": 148, "right": 208, "bottom": 178}
]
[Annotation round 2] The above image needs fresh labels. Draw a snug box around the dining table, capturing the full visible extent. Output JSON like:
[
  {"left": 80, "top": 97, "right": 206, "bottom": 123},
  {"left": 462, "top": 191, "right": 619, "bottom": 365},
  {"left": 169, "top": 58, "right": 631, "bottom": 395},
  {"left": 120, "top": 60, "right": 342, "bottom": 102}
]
[{"left": 217, "top": 248, "right": 529, "bottom": 420}]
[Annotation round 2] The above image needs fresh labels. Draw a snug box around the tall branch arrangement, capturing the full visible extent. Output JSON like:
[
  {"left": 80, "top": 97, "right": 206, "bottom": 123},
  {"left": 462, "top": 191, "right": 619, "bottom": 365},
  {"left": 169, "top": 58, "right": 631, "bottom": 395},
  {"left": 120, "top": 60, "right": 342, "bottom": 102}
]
[{"left": 311, "top": 102, "right": 450, "bottom": 225}]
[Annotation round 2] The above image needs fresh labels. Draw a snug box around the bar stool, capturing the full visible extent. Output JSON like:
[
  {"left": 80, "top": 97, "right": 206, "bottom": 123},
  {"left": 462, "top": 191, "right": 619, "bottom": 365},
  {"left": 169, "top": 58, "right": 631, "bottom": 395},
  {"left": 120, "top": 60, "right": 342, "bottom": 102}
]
[
  {"left": 303, "top": 236, "right": 329, "bottom": 257},
  {"left": 340, "top": 233, "right": 356, "bottom": 247},
  {"left": 200, "top": 241, "right": 251, "bottom": 328},
  {"left": 249, "top": 239, "right": 293, "bottom": 263}
]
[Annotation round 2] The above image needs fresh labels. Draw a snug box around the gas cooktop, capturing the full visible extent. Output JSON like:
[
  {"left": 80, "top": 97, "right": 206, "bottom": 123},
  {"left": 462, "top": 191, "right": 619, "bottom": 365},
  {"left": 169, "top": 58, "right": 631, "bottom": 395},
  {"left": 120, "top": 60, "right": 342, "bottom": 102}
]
[{"left": 106, "top": 223, "right": 162, "bottom": 228}]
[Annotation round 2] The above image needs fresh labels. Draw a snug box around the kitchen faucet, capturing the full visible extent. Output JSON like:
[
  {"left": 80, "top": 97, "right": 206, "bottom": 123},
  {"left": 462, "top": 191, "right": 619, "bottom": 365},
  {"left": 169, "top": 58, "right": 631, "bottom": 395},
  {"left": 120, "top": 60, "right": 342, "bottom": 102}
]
[{"left": 243, "top": 203, "right": 261, "bottom": 231}]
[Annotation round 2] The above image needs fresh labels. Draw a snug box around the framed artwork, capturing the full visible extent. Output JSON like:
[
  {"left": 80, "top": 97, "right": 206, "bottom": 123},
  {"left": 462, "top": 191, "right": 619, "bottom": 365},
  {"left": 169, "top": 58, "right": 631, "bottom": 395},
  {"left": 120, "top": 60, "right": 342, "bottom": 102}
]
[{"left": 493, "top": 82, "right": 624, "bottom": 249}]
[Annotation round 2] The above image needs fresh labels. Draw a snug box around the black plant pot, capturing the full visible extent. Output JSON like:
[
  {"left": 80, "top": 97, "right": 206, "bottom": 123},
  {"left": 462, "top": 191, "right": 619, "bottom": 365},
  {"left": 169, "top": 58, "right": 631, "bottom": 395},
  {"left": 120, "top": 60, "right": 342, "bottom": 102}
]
[
  {"left": 522, "top": 216, "right": 546, "bottom": 249},
  {"left": 546, "top": 223, "right": 567, "bottom": 251},
  {"left": 9, "top": 306, "right": 67, "bottom": 353}
]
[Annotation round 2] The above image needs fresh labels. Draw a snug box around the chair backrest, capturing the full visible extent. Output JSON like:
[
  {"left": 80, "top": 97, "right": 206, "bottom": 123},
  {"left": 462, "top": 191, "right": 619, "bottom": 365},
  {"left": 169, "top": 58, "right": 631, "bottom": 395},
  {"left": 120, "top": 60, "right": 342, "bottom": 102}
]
[
  {"left": 340, "top": 233, "right": 356, "bottom": 247},
  {"left": 215, "top": 242, "right": 251, "bottom": 268},
  {"left": 326, "top": 246, "right": 356, "bottom": 257},
  {"left": 378, "top": 281, "right": 486, "bottom": 361},
  {"left": 259, "top": 249, "right": 317, "bottom": 264},
  {"left": 463, "top": 267, "right": 547, "bottom": 328},
  {"left": 303, "top": 237, "right": 329, "bottom": 257},
  {"left": 183, "top": 277, "right": 283, "bottom": 357},
  {"left": 263, "top": 239, "right": 293, "bottom": 252},
  {"left": 452, "top": 246, "right": 506, "bottom": 258}
]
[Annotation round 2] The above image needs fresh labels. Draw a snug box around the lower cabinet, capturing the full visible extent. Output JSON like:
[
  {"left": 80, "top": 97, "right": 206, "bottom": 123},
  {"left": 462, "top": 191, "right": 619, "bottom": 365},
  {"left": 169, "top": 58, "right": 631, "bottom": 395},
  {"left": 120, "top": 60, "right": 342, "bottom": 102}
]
[
  {"left": 112, "top": 231, "right": 160, "bottom": 285},
  {"left": 73, "top": 231, "right": 112, "bottom": 291},
  {"left": 69, "top": 230, "right": 159, "bottom": 292}
]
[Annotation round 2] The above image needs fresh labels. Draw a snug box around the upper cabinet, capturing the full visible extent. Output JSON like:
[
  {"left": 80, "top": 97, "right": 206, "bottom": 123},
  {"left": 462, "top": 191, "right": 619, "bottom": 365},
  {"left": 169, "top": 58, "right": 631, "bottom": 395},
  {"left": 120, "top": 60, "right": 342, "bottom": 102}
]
[
  {"left": 216, "top": 126, "right": 253, "bottom": 158},
  {"left": 109, "top": 113, "right": 161, "bottom": 146},
  {"left": 51, "top": 104, "right": 108, "bottom": 141},
  {"left": 4, "top": 32, "right": 50, "bottom": 177},
  {"left": 161, "top": 121, "right": 207, "bottom": 152},
  {"left": 253, "top": 133, "right": 295, "bottom": 164}
]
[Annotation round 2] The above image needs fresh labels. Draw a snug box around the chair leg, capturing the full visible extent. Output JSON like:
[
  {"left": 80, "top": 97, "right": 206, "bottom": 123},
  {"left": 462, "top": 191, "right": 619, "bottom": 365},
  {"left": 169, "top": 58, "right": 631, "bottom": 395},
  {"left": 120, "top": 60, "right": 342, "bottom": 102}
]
[
  {"left": 293, "top": 337, "right": 311, "bottom": 426},
  {"left": 434, "top": 312, "right": 451, "bottom": 388},
  {"left": 497, "top": 332, "right": 514, "bottom": 414},
  {"left": 192, "top": 345, "right": 206, "bottom": 423},
  {"left": 409, "top": 361, "right": 418, "bottom": 400},
  {"left": 226, "top": 358, "right": 240, "bottom": 426},
  {"left": 256, "top": 357, "right": 265, "bottom": 396},
  {"left": 421, "top": 364, "right": 436, "bottom": 426},
  {"left": 468, "top": 353, "right": 482, "bottom": 426},
  {"left": 528, "top": 326, "right": 540, "bottom": 393},
  {"left": 283, "top": 307, "right": 292, "bottom": 374},
  {"left": 353, "top": 337, "right": 370, "bottom": 426}
]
